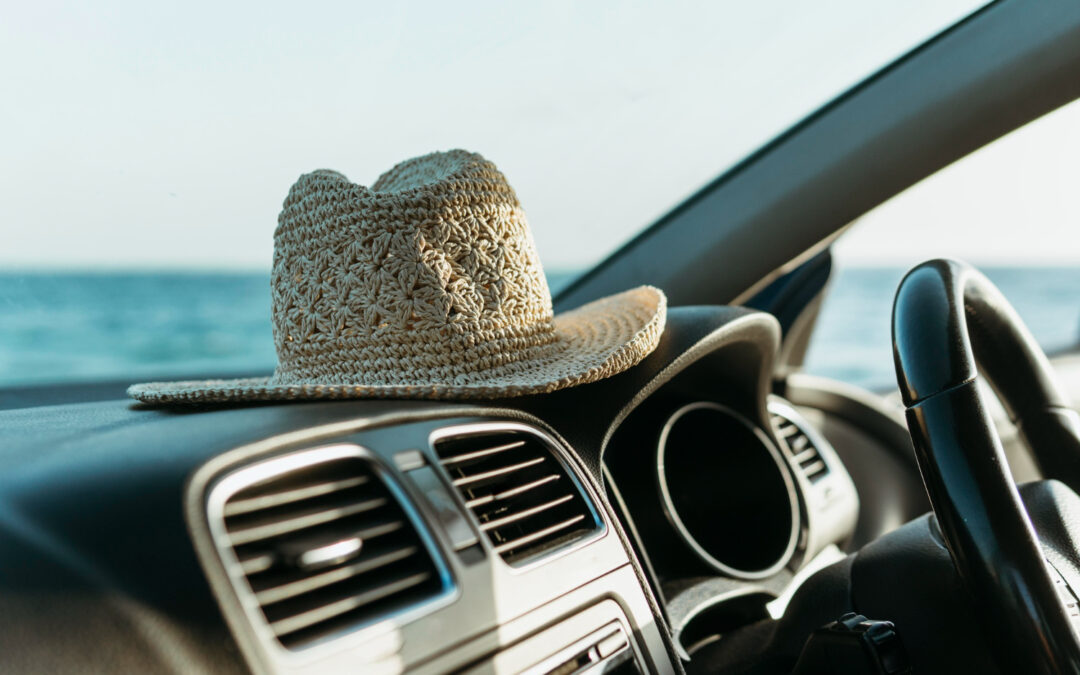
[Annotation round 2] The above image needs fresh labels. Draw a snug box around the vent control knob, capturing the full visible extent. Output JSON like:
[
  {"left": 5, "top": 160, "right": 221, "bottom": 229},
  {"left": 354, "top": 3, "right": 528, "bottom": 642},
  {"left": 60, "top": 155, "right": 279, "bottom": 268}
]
[{"left": 281, "top": 536, "right": 364, "bottom": 571}]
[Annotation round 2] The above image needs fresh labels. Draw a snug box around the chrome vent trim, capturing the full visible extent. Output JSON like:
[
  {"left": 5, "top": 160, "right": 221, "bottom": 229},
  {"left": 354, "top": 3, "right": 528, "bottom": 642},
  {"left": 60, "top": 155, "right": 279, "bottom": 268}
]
[
  {"left": 431, "top": 422, "right": 604, "bottom": 567},
  {"left": 206, "top": 445, "right": 455, "bottom": 652},
  {"left": 769, "top": 404, "right": 829, "bottom": 483}
]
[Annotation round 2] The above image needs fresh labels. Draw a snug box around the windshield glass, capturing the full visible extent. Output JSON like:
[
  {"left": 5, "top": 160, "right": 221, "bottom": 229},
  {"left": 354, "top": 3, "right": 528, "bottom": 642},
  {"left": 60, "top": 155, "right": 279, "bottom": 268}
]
[
  {"left": 804, "top": 97, "right": 1080, "bottom": 390},
  {"left": 1, "top": 1, "right": 987, "bottom": 386}
]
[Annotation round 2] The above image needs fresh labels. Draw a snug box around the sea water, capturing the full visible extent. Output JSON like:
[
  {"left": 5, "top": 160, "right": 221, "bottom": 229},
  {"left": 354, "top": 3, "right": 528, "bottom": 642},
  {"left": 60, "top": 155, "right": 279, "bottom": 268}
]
[{"left": 0, "top": 268, "right": 1077, "bottom": 391}]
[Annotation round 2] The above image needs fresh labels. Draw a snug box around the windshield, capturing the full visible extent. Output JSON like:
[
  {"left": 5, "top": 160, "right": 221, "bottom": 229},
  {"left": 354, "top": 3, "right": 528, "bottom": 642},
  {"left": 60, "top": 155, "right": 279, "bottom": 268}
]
[
  {"left": 1, "top": 1, "right": 987, "bottom": 386},
  {"left": 804, "top": 96, "right": 1080, "bottom": 390}
]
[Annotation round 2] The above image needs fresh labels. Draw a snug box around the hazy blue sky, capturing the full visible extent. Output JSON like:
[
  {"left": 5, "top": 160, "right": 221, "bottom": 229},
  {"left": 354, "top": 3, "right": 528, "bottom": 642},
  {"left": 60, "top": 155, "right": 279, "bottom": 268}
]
[{"left": 8, "top": 0, "right": 1072, "bottom": 273}]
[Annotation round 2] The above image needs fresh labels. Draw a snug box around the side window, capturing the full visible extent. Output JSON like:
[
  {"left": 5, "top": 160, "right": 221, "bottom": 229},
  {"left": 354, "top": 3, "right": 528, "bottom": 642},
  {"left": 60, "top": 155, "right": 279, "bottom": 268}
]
[{"left": 804, "top": 99, "right": 1080, "bottom": 391}]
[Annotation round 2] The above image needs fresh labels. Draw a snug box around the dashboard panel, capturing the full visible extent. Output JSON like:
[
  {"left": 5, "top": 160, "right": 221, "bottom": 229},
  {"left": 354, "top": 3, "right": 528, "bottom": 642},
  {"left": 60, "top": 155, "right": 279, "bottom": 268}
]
[
  {"left": 0, "top": 306, "right": 898, "bottom": 674},
  {"left": 189, "top": 416, "right": 667, "bottom": 674}
]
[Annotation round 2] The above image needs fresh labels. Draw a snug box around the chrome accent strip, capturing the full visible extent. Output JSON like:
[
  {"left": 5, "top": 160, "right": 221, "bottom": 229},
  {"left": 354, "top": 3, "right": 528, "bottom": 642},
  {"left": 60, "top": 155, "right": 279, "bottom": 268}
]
[{"left": 656, "top": 401, "right": 801, "bottom": 580}]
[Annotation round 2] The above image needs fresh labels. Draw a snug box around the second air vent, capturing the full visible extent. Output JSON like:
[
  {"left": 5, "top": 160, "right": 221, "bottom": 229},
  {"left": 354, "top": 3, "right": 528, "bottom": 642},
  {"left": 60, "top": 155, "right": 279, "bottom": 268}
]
[
  {"left": 770, "top": 408, "right": 829, "bottom": 483},
  {"left": 432, "top": 425, "right": 602, "bottom": 566}
]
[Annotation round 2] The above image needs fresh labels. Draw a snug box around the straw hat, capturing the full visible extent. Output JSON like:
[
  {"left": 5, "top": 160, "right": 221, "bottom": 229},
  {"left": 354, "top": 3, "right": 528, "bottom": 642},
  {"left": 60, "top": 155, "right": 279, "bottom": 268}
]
[{"left": 128, "top": 150, "right": 666, "bottom": 404}]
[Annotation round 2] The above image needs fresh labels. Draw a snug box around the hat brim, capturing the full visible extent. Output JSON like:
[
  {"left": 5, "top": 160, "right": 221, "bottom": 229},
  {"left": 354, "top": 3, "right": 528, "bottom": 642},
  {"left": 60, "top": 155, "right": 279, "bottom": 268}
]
[{"left": 127, "top": 286, "right": 666, "bottom": 405}]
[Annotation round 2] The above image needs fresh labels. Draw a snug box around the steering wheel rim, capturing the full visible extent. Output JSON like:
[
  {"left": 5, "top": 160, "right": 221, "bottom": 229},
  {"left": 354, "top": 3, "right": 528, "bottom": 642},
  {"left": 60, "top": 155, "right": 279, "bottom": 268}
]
[{"left": 892, "top": 258, "right": 1080, "bottom": 674}]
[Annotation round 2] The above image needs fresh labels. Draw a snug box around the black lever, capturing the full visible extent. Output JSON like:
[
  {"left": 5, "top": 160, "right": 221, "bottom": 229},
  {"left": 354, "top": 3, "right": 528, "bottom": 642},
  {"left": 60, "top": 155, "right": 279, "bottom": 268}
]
[{"left": 790, "top": 613, "right": 910, "bottom": 675}]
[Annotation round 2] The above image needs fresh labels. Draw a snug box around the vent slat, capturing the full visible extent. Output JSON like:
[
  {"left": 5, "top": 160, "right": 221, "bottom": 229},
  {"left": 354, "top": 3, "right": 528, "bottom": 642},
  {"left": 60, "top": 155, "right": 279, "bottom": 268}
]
[
  {"left": 492, "top": 514, "right": 587, "bottom": 554},
  {"left": 227, "top": 497, "right": 388, "bottom": 546},
  {"left": 438, "top": 440, "right": 526, "bottom": 467},
  {"left": 790, "top": 435, "right": 810, "bottom": 453},
  {"left": 255, "top": 546, "right": 418, "bottom": 606},
  {"left": 801, "top": 460, "right": 828, "bottom": 478},
  {"left": 224, "top": 476, "right": 370, "bottom": 517},
  {"left": 435, "top": 428, "right": 599, "bottom": 565},
  {"left": 465, "top": 474, "right": 561, "bottom": 509},
  {"left": 451, "top": 456, "right": 546, "bottom": 489},
  {"left": 776, "top": 422, "right": 800, "bottom": 438},
  {"left": 350, "top": 519, "right": 406, "bottom": 540},
  {"left": 270, "top": 572, "right": 433, "bottom": 638},
  {"left": 480, "top": 494, "right": 575, "bottom": 532},
  {"left": 214, "top": 453, "right": 448, "bottom": 650}
]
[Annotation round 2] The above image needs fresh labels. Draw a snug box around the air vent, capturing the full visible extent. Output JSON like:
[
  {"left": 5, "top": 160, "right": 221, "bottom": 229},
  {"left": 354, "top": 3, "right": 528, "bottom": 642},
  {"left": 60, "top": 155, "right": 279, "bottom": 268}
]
[
  {"left": 433, "top": 426, "right": 601, "bottom": 566},
  {"left": 771, "top": 411, "right": 829, "bottom": 483},
  {"left": 211, "top": 447, "right": 451, "bottom": 650}
]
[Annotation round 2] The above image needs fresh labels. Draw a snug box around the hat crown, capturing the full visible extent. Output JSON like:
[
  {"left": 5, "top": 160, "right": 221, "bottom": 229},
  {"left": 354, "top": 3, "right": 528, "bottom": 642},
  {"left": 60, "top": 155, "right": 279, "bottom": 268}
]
[{"left": 270, "top": 150, "right": 556, "bottom": 385}]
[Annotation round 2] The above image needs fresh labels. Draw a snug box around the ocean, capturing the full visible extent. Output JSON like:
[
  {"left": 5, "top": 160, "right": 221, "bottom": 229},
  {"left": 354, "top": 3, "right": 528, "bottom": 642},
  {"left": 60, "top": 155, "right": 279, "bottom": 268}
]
[
  {"left": 806, "top": 266, "right": 1080, "bottom": 388},
  {"left": 1, "top": 268, "right": 1077, "bottom": 392}
]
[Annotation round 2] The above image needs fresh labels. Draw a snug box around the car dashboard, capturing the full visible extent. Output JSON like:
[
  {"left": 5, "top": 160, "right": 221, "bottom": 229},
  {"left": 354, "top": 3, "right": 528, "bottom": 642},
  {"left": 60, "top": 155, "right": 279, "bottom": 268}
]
[{"left": 0, "top": 306, "right": 912, "bottom": 674}]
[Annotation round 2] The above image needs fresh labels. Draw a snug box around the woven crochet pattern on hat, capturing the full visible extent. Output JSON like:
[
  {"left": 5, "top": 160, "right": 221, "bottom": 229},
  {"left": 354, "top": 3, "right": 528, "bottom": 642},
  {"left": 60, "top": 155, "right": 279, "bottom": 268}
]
[{"left": 270, "top": 150, "right": 559, "bottom": 387}]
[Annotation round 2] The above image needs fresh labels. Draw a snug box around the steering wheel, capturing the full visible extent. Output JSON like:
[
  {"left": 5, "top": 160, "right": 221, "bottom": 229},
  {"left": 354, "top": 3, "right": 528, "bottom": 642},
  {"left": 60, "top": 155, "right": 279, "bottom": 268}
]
[{"left": 893, "top": 259, "right": 1080, "bottom": 674}]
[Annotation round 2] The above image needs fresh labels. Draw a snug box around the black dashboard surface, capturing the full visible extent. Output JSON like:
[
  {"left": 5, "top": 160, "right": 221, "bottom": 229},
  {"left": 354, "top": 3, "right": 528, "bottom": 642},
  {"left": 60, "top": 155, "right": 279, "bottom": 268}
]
[{"left": 0, "top": 306, "right": 826, "bottom": 673}]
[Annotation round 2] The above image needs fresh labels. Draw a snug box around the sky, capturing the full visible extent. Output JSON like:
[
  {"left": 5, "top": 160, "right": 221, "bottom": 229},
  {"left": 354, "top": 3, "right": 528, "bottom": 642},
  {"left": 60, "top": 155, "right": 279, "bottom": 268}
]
[
  {"left": 835, "top": 96, "right": 1080, "bottom": 268},
  {"left": 7, "top": 0, "right": 1071, "bottom": 274}
]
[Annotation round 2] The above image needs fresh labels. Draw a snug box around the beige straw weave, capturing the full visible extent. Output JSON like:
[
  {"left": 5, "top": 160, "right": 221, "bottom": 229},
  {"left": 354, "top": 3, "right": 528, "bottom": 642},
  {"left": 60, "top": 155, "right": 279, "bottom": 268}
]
[{"left": 129, "top": 150, "right": 666, "bottom": 404}]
